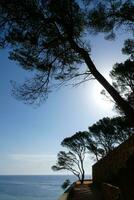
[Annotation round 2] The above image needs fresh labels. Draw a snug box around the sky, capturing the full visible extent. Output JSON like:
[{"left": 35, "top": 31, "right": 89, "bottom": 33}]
[{"left": 0, "top": 30, "right": 129, "bottom": 175}]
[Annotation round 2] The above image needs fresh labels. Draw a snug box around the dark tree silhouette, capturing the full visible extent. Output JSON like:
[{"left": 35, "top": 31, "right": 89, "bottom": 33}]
[
  {"left": 88, "top": 0, "right": 134, "bottom": 39},
  {"left": 76, "top": 117, "right": 134, "bottom": 161},
  {"left": 78, "top": 131, "right": 102, "bottom": 162},
  {"left": 89, "top": 117, "right": 134, "bottom": 157},
  {"left": 0, "top": 0, "right": 134, "bottom": 124},
  {"left": 109, "top": 117, "right": 134, "bottom": 143},
  {"left": 110, "top": 59, "right": 134, "bottom": 112},
  {"left": 52, "top": 151, "right": 82, "bottom": 181},
  {"left": 87, "top": 117, "right": 134, "bottom": 158},
  {"left": 101, "top": 59, "right": 134, "bottom": 114},
  {"left": 52, "top": 132, "right": 87, "bottom": 183},
  {"left": 122, "top": 39, "right": 134, "bottom": 59},
  {"left": 61, "top": 132, "right": 86, "bottom": 184},
  {"left": 61, "top": 179, "right": 71, "bottom": 190},
  {"left": 52, "top": 118, "right": 134, "bottom": 176}
]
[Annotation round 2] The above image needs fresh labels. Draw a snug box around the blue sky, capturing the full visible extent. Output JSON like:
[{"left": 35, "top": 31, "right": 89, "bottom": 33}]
[{"left": 0, "top": 31, "right": 129, "bottom": 175}]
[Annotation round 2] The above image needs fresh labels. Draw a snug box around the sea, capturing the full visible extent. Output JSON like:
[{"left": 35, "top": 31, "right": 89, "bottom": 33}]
[{"left": 0, "top": 175, "right": 78, "bottom": 200}]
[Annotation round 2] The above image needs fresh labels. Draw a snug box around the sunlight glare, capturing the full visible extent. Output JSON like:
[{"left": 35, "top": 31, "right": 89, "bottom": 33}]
[
  {"left": 90, "top": 77, "right": 114, "bottom": 111},
  {"left": 92, "top": 83, "right": 112, "bottom": 110}
]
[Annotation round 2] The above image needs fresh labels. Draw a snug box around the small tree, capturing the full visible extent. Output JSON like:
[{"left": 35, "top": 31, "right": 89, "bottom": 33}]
[
  {"left": 61, "top": 132, "right": 87, "bottom": 184},
  {"left": 52, "top": 132, "right": 87, "bottom": 184},
  {"left": 52, "top": 151, "right": 81, "bottom": 181},
  {"left": 61, "top": 179, "right": 71, "bottom": 190}
]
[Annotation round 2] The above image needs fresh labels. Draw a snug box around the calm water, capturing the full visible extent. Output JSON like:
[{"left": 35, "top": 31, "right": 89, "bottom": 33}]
[{"left": 0, "top": 175, "right": 77, "bottom": 200}]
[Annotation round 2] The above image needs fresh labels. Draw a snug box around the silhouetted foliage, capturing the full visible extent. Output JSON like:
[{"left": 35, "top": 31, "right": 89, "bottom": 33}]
[
  {"left": 88, "top": 117, "right": 134, "bottom": 158},
  {"left": 111, "top": 60, "right": 134, "bottom": 94},
  {"left": 110, "top": 59, "right": 134, "bottom": 113},
  {"left": 0, "top": 0, "right": 134, "bottom": 123},
  {"left": 78, "top": 131, "right": 102, "bottom": 161},
  {"left": 52, "top": 132, "right": 87, "bottom": 183},
  {"left": 52, "top": 117, "right": 134, "bottom": 178},
  {"left": 101, "top": 59, "right": 134, "bottom": 115},
  {"left": 52, "top": 151, "right": 81, "bottom": 181},
  {"left": 88, "top": 0, "right": 134, "bottom": 39},
  {"left": 122, "top": 39, "right": 134, "bottom": 59},
  {"left": 71, "top": 117, "right": 134, "bottom": 161},
  {"left": 61, "top": 179, "right": 70, "bottom": 190}
]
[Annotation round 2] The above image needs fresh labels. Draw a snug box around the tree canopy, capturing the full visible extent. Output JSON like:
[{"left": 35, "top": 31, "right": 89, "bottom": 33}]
[
  {"left": 52, "top": 151, "right": 82, "bottom": 180},
  {"left": 52, "top": 132, "right": 87, "bottom": 183},
  {"left": 68, "top": 117, "right": 134, "bottom": 161},
  {"left": 88, "top": 0, "right": 134, "bottom": 38},
  {"left": 110, "top": 59, "right": 134, "bottom": 112},
  {"left": 88, "top": 117, "right": 134, "bottom": 158},
  {"left": 122, "top": 39, "right": 134, "bottom": 59},
  {"left": 0, "top": 0, "right": 134, "bottom": 123}
]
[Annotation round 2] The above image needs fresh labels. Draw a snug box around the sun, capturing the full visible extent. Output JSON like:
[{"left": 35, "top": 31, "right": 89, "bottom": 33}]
[
  {"left": 93, "top": 82, "right": 113, "bottom": 110},
  {"left": 90, "top": 79, "right": 114, "bottom": 111}
]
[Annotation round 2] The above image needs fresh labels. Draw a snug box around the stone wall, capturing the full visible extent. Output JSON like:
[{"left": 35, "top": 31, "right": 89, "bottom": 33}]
[
  {"left": 102, "top": 183, "right": 122, "bottom": 200},
  {"left": 92, "top": 135, "right": 134, "bottom": 185}
]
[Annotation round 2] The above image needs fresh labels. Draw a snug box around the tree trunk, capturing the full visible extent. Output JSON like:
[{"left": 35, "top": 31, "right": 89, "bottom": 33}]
[
  {"left": 69, "top": 39, "right": 134, "bottom": 125},
  {"left": 79, "top": 156, "right": 85, "bottom": 184},
  {"left": 80, "top": 170, "right": 85, "bottom": 184},
  {"left": 95, "top": 153, "right": 99, "bottom": 162}
]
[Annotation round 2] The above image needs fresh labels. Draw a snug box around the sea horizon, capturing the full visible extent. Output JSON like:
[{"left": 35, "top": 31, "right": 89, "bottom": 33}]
[
  {"left": 0, "top": 174, "right": 91, "bottom": 176},
  {"left": 0, "top": 174, "right": 91, "bottom": 200}
]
